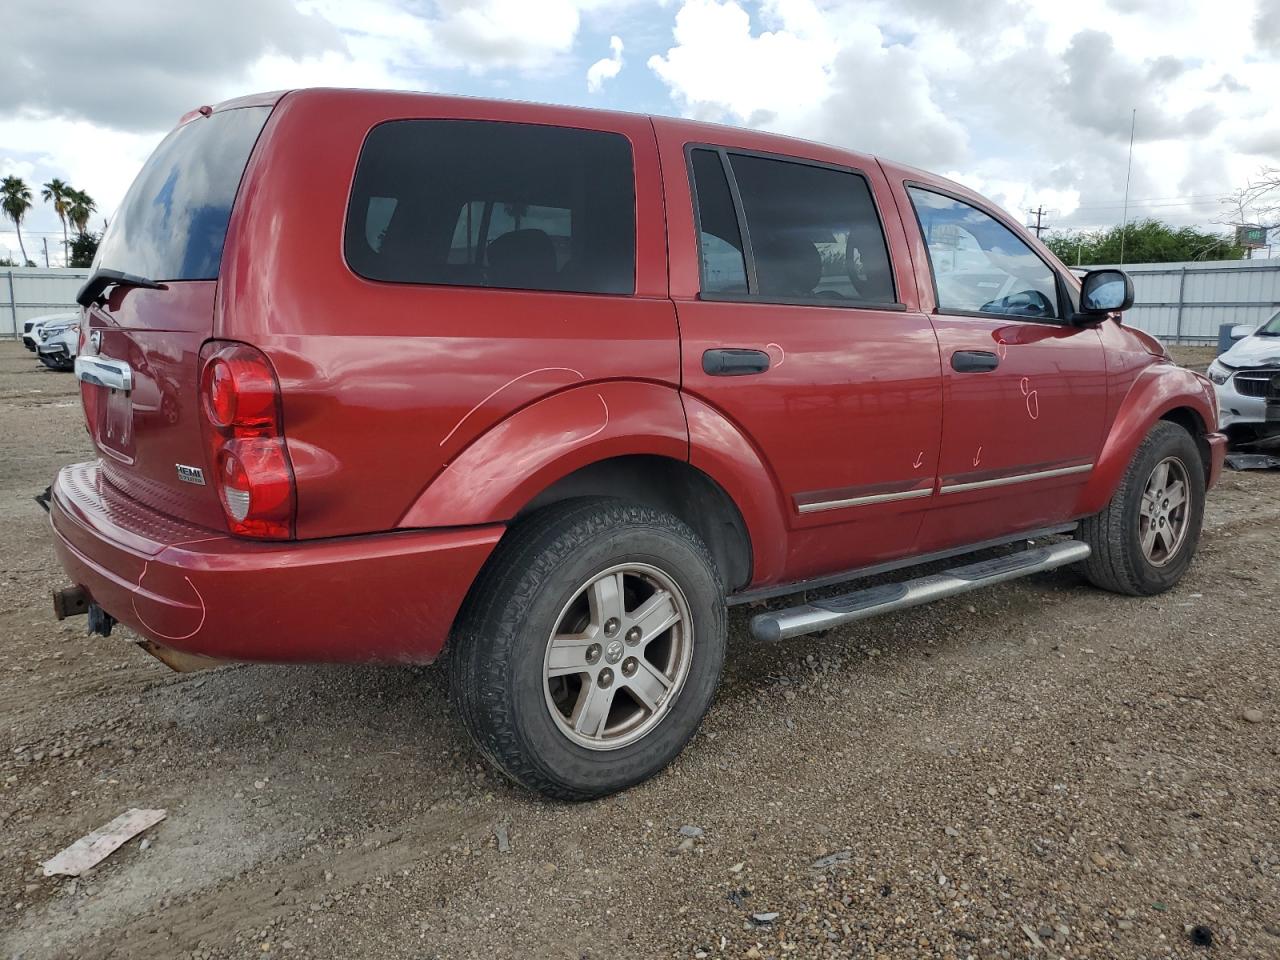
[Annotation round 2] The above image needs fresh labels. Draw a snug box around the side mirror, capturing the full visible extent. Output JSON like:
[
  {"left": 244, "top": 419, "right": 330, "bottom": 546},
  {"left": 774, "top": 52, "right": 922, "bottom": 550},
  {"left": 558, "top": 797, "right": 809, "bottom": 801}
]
[
  {"left": 1079, "top": 269, "right": 1134, "bottom": 314},
  {"left": 1229, "top": 323, "right": 1256, "bottom": 341}
]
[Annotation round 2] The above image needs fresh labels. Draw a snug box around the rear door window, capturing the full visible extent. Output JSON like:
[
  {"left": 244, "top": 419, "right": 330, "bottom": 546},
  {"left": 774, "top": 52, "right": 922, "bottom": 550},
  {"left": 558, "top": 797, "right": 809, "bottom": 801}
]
[
  {"left": 689, "top": 148, "right": 897, "bottom": 307},
  {"left": 94, "top": 106, "right": 271, "bottom": 281},
  {"left": 907, "top": 187, "right": 1060, "bottom": 320},
  {"left": 346, "top": 120, "right": 635, "bottom": 295}
]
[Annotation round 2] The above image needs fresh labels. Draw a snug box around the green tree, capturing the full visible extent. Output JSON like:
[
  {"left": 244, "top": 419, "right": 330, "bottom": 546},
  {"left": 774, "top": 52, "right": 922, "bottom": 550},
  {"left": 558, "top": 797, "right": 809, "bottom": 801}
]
[
  {"left": 1045, "top": 218, "right": 1244, "bottom": 266},
  {"left": 1, "top": 175, "right": 34, "bottom": 266},
  {"left": 41, "top": 177, "right": 73, "bottom": 261},
  {"left": 66, "top": 188, "right": 97, "bottom": 236},
  {"left": 67, "top": 230, "right": 100, "bottom": 268}
]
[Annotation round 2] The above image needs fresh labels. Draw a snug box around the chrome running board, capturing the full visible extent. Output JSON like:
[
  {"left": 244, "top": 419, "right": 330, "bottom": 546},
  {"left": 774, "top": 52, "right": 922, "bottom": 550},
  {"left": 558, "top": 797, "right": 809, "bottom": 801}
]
[{"left": 750, "top": 540, "right": 1091, "bottom": 642}]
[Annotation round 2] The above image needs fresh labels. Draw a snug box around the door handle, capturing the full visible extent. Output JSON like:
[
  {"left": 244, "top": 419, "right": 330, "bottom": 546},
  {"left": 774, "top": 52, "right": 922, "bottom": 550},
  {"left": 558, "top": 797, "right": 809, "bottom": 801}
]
[
  {"left": 703, "top": 348, "right": 771, "bottom": 376},
  {"left": 951, "top": 350, "right": 999, "bottom": 373}
]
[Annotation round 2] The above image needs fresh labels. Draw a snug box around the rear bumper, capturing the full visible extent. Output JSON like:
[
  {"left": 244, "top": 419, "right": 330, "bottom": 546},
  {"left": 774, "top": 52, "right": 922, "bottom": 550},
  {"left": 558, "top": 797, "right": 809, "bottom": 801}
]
[{"left": 49, "top": 461, "right": 503, "bottom": 664}]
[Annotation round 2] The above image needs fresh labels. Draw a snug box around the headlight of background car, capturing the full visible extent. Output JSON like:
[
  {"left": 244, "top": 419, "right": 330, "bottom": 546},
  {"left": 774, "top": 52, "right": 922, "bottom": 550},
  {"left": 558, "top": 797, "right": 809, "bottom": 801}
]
[{"left": 1206, "top": 360, "right": 1231, "bottom": 385}]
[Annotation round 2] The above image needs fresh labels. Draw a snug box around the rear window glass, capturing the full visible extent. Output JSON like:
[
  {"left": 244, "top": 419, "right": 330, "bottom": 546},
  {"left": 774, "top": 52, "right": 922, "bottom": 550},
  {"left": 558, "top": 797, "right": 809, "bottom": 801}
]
[
  {"left": 95, "top": 107, "right": 270, "bottom": 282},
  {"left": 345, "top": 120, "right": 635, "bottom": 295}
]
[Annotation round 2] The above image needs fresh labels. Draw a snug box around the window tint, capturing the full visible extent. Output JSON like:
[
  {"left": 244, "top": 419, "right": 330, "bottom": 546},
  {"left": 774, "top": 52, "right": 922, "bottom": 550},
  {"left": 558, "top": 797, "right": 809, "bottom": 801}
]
[
  {"left": 907, "top": 188, "right": 1059, "bottom": 319},
  {"left": 729, "top": 154, "right": 896, "bottom": 304},
  {"left": 346, "top": 120, "right": 635, "bottom": 294},
  {"left": 690, "top": 149, "right": 748, "bottom": 294},
  {"left": 95, "top": 106, "right": 270, "bottom": 281}
]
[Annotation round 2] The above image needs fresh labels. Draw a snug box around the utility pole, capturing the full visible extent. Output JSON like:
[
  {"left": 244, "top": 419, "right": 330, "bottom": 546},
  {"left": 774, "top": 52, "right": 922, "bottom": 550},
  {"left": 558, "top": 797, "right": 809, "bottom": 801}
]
[
  {"left": 43, "top": 237, "right": 50, "bottom": 268},
  {"left": 1027, "top": 206, "right": 1050, "bottom": 239}
]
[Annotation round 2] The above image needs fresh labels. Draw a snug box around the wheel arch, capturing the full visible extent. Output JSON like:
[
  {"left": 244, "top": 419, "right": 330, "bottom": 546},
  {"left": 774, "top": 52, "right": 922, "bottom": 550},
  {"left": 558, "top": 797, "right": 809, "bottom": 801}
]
[
  {"left": 1078, "top": 364, "right": 1217, "bottom": 515},
  {"left": 516, "top": 454, "right": 754, "bottom": 592}
]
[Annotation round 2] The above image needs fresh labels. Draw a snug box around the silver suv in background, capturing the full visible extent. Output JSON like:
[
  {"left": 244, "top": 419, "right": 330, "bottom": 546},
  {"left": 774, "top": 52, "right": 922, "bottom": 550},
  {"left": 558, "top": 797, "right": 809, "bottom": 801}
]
[
  {"left": 21, "top": 312, "right": 76, "bottom": 352},
  {"left": 1207, "top": 310, "right": 1280, "bottom": 444},
  {"left": 34, "top": 314, "right": 80, "bottom": 371}
]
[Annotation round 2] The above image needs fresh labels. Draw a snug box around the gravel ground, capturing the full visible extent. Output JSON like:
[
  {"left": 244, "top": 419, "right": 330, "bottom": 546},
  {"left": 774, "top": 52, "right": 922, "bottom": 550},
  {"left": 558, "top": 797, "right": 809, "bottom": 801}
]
[{"left": 0, "top": 339, "right": 1277, "bottom": 960}]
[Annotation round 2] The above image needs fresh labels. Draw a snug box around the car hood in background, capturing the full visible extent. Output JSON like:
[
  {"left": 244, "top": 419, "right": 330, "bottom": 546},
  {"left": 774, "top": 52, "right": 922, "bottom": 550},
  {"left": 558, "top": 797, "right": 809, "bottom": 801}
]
[{"left": 1222, "top": 335, "right": 1280, "bottom": 368}]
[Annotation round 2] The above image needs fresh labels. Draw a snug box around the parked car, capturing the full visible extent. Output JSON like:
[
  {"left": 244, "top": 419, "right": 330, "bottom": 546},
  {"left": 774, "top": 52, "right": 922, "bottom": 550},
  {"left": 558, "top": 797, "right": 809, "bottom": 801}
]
[
  {"left": 36, "top": 316, "right": 80, "bottom": 370},
  {"left": 49, "top": 90, "right": 1225, "bottom": 799},
  {"left": 1207, "top": 311, "right": 1280, "bottom": 443},
  {"left": 21, "top": 312, "right": 76, "bottom": 352}
]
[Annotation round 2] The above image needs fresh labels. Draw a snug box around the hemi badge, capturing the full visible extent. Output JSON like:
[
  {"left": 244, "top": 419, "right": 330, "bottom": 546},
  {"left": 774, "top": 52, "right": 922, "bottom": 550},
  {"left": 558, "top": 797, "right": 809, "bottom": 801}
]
[{"left": 176, "top": 464, "right": 206, "bottom": 486}]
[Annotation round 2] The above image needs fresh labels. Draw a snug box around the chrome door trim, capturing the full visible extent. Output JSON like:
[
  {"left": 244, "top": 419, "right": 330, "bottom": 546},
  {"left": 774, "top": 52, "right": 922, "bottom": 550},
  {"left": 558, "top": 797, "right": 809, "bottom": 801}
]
[
  {"left": 75, "top": 355, "right": 133, "bottom": 392},
  {"left": 940, "top": 462, "right": 1092, "bottom": 495},
  {"left": 797, "top": 486, "right": 934, "bottom": 514}
]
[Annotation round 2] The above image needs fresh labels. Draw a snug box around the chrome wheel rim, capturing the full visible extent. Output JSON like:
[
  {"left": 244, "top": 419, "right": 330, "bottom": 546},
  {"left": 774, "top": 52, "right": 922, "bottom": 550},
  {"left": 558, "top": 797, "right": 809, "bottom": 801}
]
[
  {"left": 1140, "top": 456, "right": 1191, "bottom": 567},
  {"left": 542, "top": 563, "right": 694, "bottom": 751}
]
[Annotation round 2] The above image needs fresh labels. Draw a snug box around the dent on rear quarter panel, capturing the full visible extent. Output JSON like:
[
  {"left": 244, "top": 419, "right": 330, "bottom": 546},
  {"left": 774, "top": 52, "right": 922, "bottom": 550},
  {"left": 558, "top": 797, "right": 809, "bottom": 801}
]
[{"left": 398, "top": 381, "right": 689, "bottom": 528}]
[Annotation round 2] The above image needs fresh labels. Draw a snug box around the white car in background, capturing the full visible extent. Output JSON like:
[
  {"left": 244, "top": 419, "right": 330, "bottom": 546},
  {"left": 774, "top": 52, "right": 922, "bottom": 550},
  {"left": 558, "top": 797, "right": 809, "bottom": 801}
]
[
  {"left": 21, "top": 312, "right": 77, "bottom": 352},
  {"left": 34, "top": 315, "right": 81, "bottom": 371},
  {"left": 1207, "top": 311, "right": 1280, "bottom": 444}
]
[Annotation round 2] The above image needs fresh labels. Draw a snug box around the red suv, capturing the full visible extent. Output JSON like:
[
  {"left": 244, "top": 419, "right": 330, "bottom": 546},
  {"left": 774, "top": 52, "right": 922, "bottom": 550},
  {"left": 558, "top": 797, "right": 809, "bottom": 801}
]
[{"left": 52, "top": 89, "right": 1225, "bottom": 799}]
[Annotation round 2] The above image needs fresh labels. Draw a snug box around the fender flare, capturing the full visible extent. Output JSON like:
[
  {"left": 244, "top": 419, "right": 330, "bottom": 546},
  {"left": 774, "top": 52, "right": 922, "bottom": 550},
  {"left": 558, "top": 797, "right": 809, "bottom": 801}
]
[
  {"left": 1077, "top": 364, "right": 1217, "bottom": 516},
  {"left": 398, "top": 380, "right": 689, "bottom": 528},
  {"left": 682, "top": 394, "right": 790, "bottom": 585},
  {"left": 397, "top": 382, "right": 791, "bottom": 588}
]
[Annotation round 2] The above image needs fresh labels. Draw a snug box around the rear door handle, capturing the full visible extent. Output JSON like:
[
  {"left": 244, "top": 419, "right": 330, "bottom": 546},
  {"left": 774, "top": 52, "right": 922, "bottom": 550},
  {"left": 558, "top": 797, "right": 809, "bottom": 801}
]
[
  {"left": 703, "top": 348, "right": 771, "bottom": 376},
  {"left": 951, "top": 350, "right": 999, "bottom": 373}
]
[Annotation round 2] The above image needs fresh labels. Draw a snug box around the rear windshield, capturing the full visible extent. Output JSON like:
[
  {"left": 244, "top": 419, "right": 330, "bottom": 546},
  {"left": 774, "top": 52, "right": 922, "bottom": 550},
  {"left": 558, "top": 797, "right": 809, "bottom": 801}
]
[
  {"left": 95, "top": 106, "right": 270, "bottom": 282},
  {"left": 345, "top": 119, "right": 635, "bottom": 295}
]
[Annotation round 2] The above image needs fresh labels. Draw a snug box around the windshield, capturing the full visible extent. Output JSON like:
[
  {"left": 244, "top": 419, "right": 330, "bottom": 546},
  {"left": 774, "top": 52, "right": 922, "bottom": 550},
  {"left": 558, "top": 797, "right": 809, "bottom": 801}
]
[
  {"left": 1259, "top": 310, "right": 1280, "bottom": 336},
  {"left": 94, "top": 107, "right": 270, "bottom": 282}
]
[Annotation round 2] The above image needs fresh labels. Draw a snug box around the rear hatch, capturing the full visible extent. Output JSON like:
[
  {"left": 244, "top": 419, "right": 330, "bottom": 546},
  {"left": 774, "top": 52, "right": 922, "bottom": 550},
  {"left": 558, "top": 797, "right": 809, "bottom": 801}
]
[{"left": 80, "top": 104, "right": 271, "bottom": 531}]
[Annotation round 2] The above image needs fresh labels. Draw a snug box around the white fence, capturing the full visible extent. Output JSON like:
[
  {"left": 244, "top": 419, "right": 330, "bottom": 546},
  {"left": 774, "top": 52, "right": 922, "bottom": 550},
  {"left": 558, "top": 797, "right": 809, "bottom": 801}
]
[
  {"left": 6, "top": 259, "right": 1278, "bottom": 345},
  {"left": 3, "top": 268, "right": 89, "bottom": 337},
  {"left": 1085, "top": 259, "right": 1280, "bottom": 345}
]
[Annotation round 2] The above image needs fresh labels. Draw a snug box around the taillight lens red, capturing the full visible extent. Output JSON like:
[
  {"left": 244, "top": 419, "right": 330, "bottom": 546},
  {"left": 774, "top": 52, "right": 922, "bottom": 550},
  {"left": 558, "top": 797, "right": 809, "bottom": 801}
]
[{"left": 198, "top": 343, "right": 295, "bottom": 539}]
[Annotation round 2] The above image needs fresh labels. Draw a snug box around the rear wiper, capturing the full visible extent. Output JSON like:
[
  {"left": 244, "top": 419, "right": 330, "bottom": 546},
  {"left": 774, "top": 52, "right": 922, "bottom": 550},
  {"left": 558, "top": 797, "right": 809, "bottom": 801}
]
[{"left": 76, "top": 268, "right": 166, "bottom": 307}]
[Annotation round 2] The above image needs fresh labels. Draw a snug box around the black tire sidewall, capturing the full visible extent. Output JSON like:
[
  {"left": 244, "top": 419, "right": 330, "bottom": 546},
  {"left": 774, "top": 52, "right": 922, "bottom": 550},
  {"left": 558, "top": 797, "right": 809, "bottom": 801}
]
[
  {"left": 503, "top": 516, "right": 724, "bottom": 796},
  {"left": 1119, "top": 426, "right": 1205, "bottom": 593}
]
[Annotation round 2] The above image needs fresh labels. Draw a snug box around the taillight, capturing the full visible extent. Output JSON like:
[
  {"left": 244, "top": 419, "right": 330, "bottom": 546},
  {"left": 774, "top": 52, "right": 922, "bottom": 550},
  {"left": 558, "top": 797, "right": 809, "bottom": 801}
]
[{"left": 198, "top": 342, "right": 295, "bottom": 539}]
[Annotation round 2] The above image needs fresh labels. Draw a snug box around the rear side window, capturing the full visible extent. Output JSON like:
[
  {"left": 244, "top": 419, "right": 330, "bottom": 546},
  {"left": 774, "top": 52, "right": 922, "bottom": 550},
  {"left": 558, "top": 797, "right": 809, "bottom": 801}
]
[
  {"left": 346, "top": 120, "right": 635, "bottom": 295},
  {"left": 95, "top": 107, "right": 270, "bottom": 282},
  {"left": 907, "top": 187, "right": 1059, "bottom": 320},
  {"left": 689, "top": 148, "right": 896, "bottom": 306}
]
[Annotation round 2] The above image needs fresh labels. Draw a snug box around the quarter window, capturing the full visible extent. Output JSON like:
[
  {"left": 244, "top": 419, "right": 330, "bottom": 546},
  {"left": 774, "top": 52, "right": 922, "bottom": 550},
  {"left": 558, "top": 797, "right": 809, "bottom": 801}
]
[
  {"left": 346, "top": 120, "right": 635, "bottom": 295},
  {"left": 907, "top": 188, "right": 1059, "bottom": 319}
]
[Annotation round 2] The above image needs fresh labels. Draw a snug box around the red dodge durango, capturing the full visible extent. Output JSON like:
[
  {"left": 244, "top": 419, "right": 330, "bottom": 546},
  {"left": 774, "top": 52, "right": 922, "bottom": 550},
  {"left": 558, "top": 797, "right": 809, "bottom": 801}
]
[{"left": 51, "top": 89, "right": 1225, "bottom": 798}]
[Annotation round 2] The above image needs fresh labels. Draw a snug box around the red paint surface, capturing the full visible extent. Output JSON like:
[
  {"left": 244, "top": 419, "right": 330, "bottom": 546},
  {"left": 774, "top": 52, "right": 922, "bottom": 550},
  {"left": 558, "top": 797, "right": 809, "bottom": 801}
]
[{"left": 54, "top": 89, "right": 1224, "bottom": 664}]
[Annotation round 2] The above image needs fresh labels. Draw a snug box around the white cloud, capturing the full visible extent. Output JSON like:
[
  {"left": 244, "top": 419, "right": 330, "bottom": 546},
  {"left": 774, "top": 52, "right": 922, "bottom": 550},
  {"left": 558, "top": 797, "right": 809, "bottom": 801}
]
[
  {"left": 587, "top": 35, "right": 625, "bottom": 92},
  {"left": 648, "top": 0, "right": 1280, "bottom": 231}
]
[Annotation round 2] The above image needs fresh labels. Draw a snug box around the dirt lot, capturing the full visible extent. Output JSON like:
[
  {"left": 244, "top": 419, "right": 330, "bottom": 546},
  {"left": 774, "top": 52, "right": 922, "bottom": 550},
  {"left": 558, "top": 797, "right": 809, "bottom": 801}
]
[{"left": 1, "top": 339, "right": 1277, "bottom": 960}]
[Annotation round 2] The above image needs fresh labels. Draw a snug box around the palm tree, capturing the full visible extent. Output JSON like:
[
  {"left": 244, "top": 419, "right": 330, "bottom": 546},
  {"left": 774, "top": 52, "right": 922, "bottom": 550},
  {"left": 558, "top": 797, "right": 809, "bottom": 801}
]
[
  {"left": 66, "top": 188, "right": 97, "bottom": 236},
  {"left": 1, "top": 176, "right": 33, "bottom": 266},
  {"left": 41, "top": 178, "right": 73, "bottom": 262}
]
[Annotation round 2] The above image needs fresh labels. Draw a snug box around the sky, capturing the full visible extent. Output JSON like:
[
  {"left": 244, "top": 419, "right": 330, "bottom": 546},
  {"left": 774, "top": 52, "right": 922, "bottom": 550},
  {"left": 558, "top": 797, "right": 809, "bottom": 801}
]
[{"left": 2, "top": 0, "right": 1278, "bottom": 266}]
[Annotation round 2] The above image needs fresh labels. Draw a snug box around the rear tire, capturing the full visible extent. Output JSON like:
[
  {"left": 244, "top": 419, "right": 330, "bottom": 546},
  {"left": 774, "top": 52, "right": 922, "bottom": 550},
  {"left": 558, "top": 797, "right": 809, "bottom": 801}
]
[
  {"left": 448, "top": 498, "right": 726, "bottom": 800},
  {"left": 1079, "top": 421, "right": 1205, "bottom": 596}
]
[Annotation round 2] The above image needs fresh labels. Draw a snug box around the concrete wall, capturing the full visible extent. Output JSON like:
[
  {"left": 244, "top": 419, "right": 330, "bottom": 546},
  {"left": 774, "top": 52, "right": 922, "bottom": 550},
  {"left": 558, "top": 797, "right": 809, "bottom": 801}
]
[{"left": 2, "top": 268, "right": 89, "bottom": 337}]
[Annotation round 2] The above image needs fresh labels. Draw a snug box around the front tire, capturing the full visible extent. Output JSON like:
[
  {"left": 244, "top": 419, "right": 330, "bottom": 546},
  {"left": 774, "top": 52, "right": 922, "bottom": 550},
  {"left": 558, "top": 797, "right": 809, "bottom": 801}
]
[
  {"left": 1079, "top": 421, "right": 1205, "bottom": 596},
  {"left": 448, "top": 498, "right": 726, "bottom": 800}
]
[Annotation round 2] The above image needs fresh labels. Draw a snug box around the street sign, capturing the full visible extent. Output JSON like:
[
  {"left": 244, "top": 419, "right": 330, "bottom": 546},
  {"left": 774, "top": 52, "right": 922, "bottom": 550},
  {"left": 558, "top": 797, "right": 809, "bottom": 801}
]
[{"left": 1236, "top": 225, "right": 1268, "bottom": 248}]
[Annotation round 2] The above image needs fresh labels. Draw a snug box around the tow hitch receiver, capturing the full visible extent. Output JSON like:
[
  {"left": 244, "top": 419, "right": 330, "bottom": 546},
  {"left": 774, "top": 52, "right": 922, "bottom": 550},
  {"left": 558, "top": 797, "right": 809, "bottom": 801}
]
[
  {"left": 52, "top": 586, "right": 89, "bottom": 620},
  {"left": 52, "top": 587, "right": 116, "bottom": 637}
]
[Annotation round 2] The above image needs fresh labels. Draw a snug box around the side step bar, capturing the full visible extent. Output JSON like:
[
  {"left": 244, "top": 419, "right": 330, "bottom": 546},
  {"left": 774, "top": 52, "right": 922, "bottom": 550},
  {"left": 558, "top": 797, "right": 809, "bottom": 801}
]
[{"left": 750, "top": 540, "right": 1091, "bottom": 642}]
